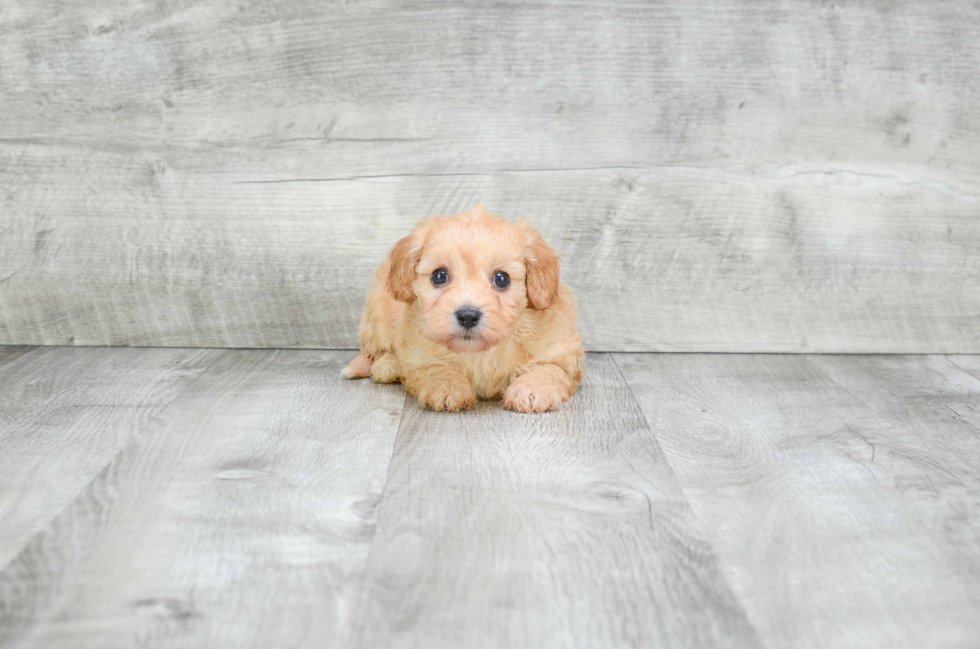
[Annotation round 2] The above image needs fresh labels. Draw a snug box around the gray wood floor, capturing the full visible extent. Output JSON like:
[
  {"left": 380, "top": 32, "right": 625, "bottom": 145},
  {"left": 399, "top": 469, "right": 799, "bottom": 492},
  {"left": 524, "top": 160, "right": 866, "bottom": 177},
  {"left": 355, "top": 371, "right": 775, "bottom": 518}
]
[{"left": 2, "top": 347, "right": 979, "bottom": 648}]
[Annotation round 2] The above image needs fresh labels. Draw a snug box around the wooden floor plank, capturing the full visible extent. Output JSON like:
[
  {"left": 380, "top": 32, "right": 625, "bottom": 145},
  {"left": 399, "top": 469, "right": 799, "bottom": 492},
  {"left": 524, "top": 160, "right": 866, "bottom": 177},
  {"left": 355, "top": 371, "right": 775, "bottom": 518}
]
[
  {"left": 0, "top": 347, "right": 37, "bottom": 369},
  {"left": 946, "top": 355, "right": 980, "bottom": 424},
  {"left": 614, "top": 353, "right": 980, "bottom": 649},
  {"left": 809, "top": 354, "right": 980, "bottom": 434},
  {"left": 0, "top": 346, "right": 221, "bottom": 570},
  {"left": 948, "top": 355, "right": 980, "bottom": 379},
  {"left": 352, "top": 353, "right": 758, "bottom": 649},
  {"left": 0, "top": 350, "right": 405, "bottom": 648},
  {"left": 5, "top": 349, "right": 978, "bottom": 647}
]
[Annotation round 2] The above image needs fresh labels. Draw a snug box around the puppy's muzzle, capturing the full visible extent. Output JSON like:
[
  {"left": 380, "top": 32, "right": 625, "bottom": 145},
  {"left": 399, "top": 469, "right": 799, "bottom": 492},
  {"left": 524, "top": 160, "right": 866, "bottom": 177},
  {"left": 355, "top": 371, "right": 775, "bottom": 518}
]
[{"left": 454, "top": 306, "right": 482, "bottom": 330}]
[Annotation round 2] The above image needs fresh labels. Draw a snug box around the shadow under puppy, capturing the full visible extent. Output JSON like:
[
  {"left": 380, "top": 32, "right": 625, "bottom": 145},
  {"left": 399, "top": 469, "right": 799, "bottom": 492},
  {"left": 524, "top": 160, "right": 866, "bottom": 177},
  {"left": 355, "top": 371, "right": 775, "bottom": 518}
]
[{"left": 344, "top": 205, "right": 584, "bottom": 413}]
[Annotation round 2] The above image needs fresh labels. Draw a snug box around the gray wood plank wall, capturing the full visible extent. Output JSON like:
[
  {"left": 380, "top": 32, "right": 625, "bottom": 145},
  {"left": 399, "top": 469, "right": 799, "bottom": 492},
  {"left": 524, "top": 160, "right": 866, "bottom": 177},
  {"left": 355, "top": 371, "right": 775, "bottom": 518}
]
[{"left": 1, "top": 1, "right": 978, "bottom": 352}]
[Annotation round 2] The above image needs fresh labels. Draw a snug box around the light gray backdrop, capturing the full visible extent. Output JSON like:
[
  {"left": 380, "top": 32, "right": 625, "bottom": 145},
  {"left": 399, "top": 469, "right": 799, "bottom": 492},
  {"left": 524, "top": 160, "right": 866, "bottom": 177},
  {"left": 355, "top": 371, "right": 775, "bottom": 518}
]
[{"left": 1, "top": 1, "right": 977, "bottom": 352}]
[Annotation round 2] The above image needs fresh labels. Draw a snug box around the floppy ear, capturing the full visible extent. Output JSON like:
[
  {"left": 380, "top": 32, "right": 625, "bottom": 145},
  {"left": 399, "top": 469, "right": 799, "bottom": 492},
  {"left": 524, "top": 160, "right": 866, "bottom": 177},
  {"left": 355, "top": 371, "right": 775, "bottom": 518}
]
[
  {"left": 386, "top": 218, "right": 436, "bottom": 303},
  {"left": 521, "top": 222, "right": 561, "bottom": 309}
]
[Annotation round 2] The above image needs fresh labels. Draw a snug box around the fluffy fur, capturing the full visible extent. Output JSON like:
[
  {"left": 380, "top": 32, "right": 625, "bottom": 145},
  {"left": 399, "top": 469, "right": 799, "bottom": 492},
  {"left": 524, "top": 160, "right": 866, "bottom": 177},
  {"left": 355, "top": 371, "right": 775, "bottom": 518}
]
[{"left": 343, "top": 205, "right": 585, "bottom": 413}]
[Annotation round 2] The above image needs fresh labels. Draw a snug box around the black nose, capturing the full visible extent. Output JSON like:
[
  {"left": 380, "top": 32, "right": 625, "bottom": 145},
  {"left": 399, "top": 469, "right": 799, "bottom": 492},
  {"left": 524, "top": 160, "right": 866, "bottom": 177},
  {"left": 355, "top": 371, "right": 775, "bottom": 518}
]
[{"left": 455, "top": 306, "right": 482, "bottom": 330}]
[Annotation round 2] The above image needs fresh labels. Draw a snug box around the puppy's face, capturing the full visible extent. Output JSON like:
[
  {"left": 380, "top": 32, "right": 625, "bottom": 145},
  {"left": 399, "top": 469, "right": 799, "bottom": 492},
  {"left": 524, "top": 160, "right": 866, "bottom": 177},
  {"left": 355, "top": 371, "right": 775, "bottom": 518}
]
[{"left": 386, "top": 207, "right": 560, "bottom": 353}]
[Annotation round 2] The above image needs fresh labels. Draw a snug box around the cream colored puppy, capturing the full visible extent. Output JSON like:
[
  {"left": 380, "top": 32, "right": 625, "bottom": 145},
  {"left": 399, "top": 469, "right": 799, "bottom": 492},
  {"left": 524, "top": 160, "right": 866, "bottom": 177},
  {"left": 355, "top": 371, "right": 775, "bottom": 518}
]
[{"left": 343, "top": 205, "right": 584, "bottom": 413}]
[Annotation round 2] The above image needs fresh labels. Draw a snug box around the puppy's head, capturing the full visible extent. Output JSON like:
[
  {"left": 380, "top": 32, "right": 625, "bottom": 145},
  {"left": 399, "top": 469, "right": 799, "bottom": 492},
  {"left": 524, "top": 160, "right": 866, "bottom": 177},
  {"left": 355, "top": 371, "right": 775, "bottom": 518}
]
[{"left": 386, "top": 205, "right": 560, "bottom": 353}]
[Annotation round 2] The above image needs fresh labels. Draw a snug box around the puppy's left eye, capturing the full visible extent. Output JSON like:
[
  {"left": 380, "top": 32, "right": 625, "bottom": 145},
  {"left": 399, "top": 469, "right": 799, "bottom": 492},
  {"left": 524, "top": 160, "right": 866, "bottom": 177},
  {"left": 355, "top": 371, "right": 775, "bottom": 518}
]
[{"left": 493, "top": 271, "right": 510, "bottom": 289}]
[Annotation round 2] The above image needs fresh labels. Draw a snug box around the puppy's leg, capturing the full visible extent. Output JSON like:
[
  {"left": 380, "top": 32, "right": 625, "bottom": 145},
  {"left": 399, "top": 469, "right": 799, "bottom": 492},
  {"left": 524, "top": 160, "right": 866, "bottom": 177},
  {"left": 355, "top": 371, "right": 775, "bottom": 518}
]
[
  {"left": 342, "top": 353, "right": 373, "bottom": 379},
  {"left": 404, "top": 365, "right": 476, "bottom": 412},
  {"left": 347, "top": 264, "right": 397, "bottom": 381},
  {"left": 370, "top": 352, "right": 401, "bottom": 384},
  {"left": 504, "top": 364, "right": 574, "bottom": 413}
]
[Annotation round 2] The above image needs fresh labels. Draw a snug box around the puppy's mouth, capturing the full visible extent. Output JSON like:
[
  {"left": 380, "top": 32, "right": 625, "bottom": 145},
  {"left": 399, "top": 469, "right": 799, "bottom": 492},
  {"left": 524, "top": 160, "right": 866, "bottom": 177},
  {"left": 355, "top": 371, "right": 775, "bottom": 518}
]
[{"left": 446, "top": 331, "right": 495, "bottom": 353}]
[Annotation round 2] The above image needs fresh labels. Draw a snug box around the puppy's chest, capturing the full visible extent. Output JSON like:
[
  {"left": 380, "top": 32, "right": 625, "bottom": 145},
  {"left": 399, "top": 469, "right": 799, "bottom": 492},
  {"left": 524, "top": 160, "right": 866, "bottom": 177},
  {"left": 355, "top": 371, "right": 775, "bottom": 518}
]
[{"left": 460, "top": 345, "right": 519, "bottom": 399}]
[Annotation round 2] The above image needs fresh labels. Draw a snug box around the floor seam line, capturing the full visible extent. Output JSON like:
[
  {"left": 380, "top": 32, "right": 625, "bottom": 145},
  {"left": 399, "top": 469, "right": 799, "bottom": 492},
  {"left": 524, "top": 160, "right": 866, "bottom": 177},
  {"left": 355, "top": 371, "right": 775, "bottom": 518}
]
[
  {"left": 343, "top": 391, "right": 415, "bottom": 649},
  {"left": 609, "top": 353, "right": 699, "bottom": 510},
  {"left": 945, "top": 355, "right": 980, "bottom": 387},
  {"left": 608, "top": 352, "right": 767, "bottom": 647}
]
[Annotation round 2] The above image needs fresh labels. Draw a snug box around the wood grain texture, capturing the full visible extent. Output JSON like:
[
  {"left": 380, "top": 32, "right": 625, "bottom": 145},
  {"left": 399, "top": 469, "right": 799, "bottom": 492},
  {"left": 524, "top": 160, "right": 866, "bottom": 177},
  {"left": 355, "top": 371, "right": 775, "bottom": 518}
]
[
  {"left": 614, "top": 353, "right": 980, "bottom": 648},
  {"left": 0, "top": 346, "right": 220, "bottom": 571},
  {"left": 946, "top": 355, "right": 980, "bottom": 405},
  {"left": 3, "top": 348, "right": 980, "bottom": 647},
  {"left": 353, "top": 353, "right": 758, "bottom": 648},
  {"left": 0, "top": 347, "right": 36, "bottom": 367},
  {"left": 1, "top": 1, "right": 978, "bottom": 351},
  {"left": 809, "top": 354, "right": 980, "bottom": 434},
  {"left": 0, "top": 350, "right": 406, "bottom": 648}
]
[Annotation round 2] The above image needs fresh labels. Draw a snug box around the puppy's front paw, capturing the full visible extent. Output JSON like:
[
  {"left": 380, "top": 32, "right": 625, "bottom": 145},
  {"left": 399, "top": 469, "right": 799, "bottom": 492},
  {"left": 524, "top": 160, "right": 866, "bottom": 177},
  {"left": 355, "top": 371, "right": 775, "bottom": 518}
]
[
  {"left": 370, "top": 353, "right": 400, "bottom": 384},
  {"left": 417, "top": 380, "right": 476, "bottom": 412},
  {"left": 504, "top": 380, "right": 566, "bottom": 413}
]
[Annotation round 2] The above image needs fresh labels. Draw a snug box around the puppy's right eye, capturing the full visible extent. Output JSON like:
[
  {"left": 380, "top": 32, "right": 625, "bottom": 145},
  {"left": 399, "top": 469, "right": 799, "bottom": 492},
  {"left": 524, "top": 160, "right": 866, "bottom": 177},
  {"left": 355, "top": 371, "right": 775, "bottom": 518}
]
[{"left": 431, "top": 268, "right": 449, "bottom": 286}]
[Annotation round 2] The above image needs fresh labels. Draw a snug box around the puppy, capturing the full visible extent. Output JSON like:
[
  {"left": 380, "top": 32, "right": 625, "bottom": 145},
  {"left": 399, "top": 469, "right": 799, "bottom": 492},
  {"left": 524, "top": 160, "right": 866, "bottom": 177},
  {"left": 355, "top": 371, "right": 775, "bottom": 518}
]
[{"left": 343, "top": 205, "right": 584, "bottom": 413}]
